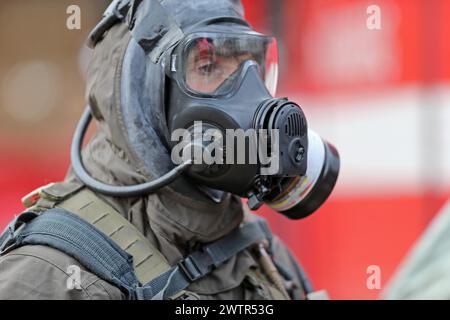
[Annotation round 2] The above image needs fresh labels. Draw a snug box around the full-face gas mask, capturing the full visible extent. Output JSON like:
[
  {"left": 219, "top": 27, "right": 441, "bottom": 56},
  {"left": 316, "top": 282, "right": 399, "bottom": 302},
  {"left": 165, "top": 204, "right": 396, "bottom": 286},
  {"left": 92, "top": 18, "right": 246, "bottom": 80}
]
[
  {"left": 71, "top": 0, "right": 340, "bottom": 220},
  {"left": 165, "top": 27, "right": 340, "bottom": 219}
]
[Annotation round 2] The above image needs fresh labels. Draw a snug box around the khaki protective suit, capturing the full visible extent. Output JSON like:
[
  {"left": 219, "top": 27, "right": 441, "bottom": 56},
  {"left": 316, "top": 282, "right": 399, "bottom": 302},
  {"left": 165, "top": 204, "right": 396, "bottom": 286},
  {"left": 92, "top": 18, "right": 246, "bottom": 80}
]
[
  {"left": 383, "top": 201, "right": 450, "bottom": 300},
  {"left": 0, "top": 1, "right": 307, "bottom": 300}
]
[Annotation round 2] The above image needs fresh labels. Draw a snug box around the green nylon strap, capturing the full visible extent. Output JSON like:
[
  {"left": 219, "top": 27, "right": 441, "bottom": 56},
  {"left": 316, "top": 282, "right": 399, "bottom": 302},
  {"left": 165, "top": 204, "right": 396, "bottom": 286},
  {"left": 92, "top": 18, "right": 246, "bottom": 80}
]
[{"left": 55, "top": 188, "right": 171, "bottom": 285}]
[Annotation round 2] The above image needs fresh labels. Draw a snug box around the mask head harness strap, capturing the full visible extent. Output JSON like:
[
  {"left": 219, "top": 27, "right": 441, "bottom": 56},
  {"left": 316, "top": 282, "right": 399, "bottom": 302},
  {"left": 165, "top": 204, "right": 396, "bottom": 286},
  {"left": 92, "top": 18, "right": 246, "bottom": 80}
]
[
  {"left": 87, "top": 0, "right": 131, "bottom": 48},
  {"left": 127, "top": 0, "right": 185, "bottom": 63},
  {"left": 88, "top": 0, "right": 184, "bottom": 64}
]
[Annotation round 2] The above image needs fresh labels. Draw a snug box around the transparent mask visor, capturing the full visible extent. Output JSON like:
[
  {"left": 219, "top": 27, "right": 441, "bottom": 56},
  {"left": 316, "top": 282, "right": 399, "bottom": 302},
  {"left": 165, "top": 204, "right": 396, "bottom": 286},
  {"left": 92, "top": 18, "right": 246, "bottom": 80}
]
[{"left": 181, "top": 33, "right": 279, "bottom": 96}]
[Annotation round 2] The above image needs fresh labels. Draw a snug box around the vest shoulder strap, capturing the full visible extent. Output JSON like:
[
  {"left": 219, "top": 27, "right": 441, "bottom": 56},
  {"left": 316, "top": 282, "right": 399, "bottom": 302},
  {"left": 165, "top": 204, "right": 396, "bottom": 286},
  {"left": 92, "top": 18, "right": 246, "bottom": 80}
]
[
  {"left": 22, "top": 182, "right": 171, "bottom": 286},
  {"left": 2, "top": 182, "right": 274, "bottom": 300},
  {"left": 1, "top": 207, "right": 142, "bottom": 298}
]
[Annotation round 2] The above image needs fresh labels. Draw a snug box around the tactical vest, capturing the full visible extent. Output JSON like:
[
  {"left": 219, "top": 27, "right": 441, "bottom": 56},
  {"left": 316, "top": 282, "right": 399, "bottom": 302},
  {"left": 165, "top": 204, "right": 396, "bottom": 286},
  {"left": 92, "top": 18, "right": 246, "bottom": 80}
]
[{"left": 0, "top": 183, "right": 296, "bottom": 300}]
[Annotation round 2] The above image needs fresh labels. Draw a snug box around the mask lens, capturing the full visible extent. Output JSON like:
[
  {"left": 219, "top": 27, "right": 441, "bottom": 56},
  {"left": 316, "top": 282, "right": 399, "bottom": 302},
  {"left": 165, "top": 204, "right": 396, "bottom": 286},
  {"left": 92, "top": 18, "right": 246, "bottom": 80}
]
[
  {"left": 182, "top": 34, "right": 279, "bottom": 96},
  {"left": 265, "top": 38, "right": 279, "bottom": 96}
]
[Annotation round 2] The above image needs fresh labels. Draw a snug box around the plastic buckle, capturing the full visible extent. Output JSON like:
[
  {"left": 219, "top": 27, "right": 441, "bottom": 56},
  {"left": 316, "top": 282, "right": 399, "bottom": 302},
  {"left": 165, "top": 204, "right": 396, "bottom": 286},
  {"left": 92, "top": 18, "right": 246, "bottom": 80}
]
[
  {"left": 177, "top": 256, "right": 202, "bottom": 282},
  {"left": 134, "top": 286, "right": 145, "bottom": 300}
]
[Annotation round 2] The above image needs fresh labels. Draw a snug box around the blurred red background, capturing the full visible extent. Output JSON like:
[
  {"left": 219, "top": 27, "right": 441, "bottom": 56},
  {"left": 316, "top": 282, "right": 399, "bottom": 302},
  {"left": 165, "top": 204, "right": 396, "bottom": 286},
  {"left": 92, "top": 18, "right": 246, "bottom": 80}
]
[{"left": 1, "top": 0, "right": 449, "bottom": 299}]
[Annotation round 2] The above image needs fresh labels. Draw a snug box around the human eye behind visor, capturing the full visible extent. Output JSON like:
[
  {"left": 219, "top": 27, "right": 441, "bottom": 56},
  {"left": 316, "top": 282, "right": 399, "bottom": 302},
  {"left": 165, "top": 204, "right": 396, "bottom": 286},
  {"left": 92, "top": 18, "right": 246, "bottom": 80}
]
[{"left": 180, "top": 33, "right": 279, "bottom": 96}]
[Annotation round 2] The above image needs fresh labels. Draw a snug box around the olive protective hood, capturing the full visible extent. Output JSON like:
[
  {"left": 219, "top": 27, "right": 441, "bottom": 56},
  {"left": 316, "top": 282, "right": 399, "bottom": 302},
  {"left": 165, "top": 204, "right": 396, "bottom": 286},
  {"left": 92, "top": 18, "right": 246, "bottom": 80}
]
[
  {"left": 72, "top": 0, "right": 339, "bottom": 221},
  {"left": 65, "top": 0, "right": 338, "bottom": 297},
  {"left": 66, "top": 0, "right": 258, "bottom": 295}
]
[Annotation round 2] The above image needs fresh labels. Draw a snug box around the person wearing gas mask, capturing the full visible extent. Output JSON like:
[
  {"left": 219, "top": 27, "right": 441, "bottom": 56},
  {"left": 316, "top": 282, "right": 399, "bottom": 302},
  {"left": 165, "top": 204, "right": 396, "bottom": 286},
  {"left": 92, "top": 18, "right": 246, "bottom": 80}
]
[{"left": 0, "top": 0, "right": 339, "bottom": 300}]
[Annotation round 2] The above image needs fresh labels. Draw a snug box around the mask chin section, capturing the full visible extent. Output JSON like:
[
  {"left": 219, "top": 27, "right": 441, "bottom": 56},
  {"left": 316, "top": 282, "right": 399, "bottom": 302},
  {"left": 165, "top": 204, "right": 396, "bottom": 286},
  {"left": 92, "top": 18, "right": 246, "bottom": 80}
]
[{"left": 174, "top": 97, "right": 340, "bottom": 219}]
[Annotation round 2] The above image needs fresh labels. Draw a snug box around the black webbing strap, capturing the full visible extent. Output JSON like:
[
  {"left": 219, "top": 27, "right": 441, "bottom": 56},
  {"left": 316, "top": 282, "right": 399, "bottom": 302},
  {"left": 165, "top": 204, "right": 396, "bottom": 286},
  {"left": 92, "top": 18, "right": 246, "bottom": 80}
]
[
  {"left": 139, "top": 219, "right": 271, "bottom": 300},
  {"left": 0, "top": 208, "right": 141, "bottom": 298}
]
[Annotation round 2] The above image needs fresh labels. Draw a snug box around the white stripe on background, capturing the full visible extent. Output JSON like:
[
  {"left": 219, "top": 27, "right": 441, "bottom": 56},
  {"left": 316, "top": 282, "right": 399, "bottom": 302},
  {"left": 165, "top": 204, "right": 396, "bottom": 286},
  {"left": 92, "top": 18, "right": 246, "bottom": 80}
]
[{"left": 290, "top": 83, "right": 450, "bottom": 197}]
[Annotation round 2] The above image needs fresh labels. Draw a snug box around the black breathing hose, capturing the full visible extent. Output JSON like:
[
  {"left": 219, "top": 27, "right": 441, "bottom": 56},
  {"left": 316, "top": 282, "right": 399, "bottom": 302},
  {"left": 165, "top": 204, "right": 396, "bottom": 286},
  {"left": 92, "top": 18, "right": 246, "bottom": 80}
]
[{"left": 70, "top": 107, "right": 192, "bottom": 198}]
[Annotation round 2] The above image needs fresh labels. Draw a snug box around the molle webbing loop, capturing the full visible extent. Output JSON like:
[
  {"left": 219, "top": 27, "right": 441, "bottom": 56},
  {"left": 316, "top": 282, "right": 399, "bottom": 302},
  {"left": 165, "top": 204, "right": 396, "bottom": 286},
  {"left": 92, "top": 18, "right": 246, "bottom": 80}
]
[{"left": 57, "top": 188, "right": 170, "bottom": 285}]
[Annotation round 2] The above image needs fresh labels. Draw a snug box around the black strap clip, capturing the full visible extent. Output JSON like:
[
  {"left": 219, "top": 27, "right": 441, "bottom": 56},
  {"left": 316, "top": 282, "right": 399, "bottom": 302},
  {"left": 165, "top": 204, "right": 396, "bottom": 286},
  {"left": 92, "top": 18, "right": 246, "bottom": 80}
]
[
  {"left": 0, "top": 223, "right": 25, "bottom": 255},
  {"left": 177, "top": 256, "right": 203, "bottom": 282},
  {"left": 0, "top": 212, "right": 39, "bottom": 255}
]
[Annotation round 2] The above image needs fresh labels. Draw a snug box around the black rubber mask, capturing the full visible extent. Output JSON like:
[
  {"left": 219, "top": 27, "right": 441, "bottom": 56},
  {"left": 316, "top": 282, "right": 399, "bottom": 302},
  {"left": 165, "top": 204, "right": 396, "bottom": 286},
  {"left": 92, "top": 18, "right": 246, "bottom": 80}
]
[
  {"left": 73, "top": 0, "right": 340, "bottom": 219},
  {"left": 166, "top": 30, "right": 340, "bottom": 218}
]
